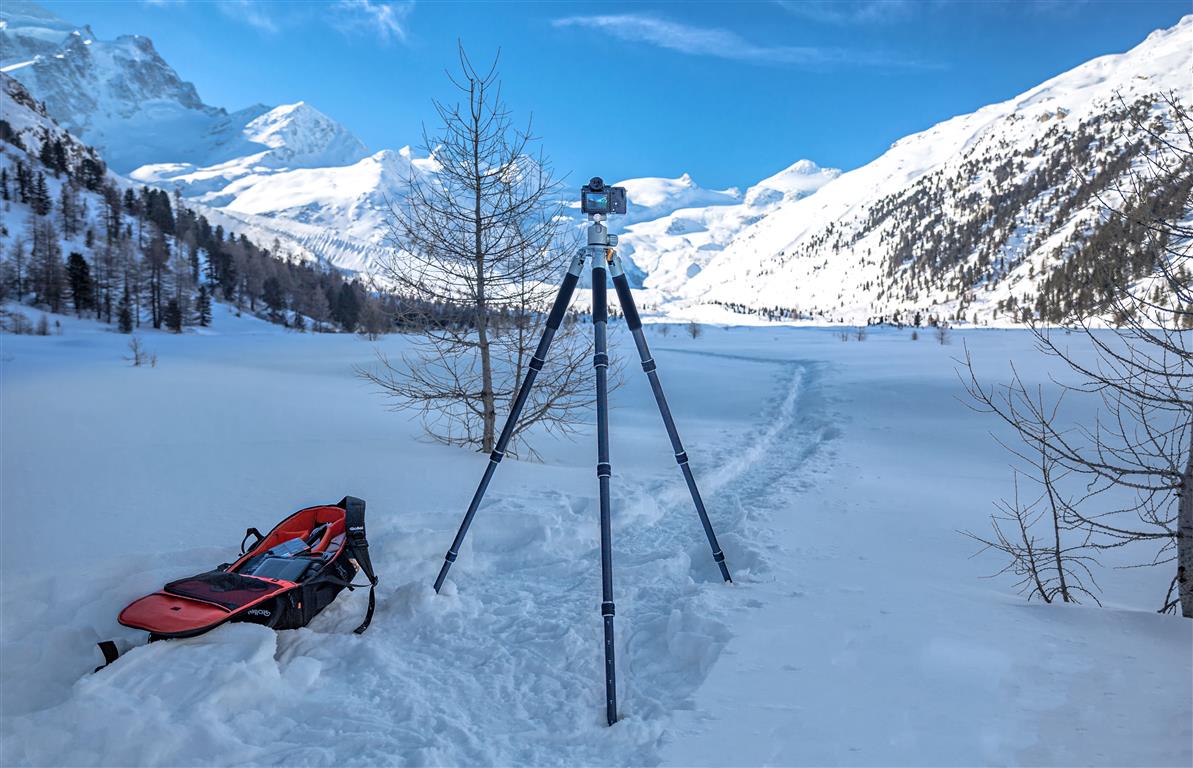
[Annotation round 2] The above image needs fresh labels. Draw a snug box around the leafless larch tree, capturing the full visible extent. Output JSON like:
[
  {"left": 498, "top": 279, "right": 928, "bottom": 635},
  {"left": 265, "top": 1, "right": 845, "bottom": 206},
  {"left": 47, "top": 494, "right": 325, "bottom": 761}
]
[
  {"left": 963, "top": 92, "right": 1193, "bottom": 617},
  {"left": 360, "top": 49, "right": 594, "bottom": 457}
]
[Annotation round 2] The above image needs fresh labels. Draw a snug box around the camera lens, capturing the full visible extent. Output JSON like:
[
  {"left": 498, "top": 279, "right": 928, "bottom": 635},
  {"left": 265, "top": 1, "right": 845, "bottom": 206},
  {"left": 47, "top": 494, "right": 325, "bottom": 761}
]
[{"left": 589, "top": 176, "right": 604, "bottom": 190}]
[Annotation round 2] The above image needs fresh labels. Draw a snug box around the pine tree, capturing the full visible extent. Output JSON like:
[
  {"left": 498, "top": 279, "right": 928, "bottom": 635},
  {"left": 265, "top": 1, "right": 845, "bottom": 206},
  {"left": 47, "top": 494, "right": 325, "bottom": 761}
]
[
  {"left": 52, "top": 139, "right": 67, "bottom": 175},
  {"left": 0, "top": 167, "right": 8, "bottom": 201},
  {"left": 117, "top": 284, "right": 134, "bottom": 333},
  {"left": 65, "top": 252, "right": 93, "bottom": 317},
  {"left": 262, "top": 276, "right": 286, "bottom": 322},
  {"left": 335, "top": 282, "right": 360, "bottom": 332},
  {"left": 164, "top": 298, "right": 183, "bottom": 333},
  {"left": 195, "top": 284, "right": 212, "bottom": 327},
  {"left": 31, "top": 172, "right": 51, "bottom": 216},
  {"left": 30, "top": 221, "right": 64, "bottom": 312},
  {"left": 39, "top": 137, "right": 58, "bottom": 174},
  {"left": 58, "top": 183, "right": 78, "bottom": 239}
]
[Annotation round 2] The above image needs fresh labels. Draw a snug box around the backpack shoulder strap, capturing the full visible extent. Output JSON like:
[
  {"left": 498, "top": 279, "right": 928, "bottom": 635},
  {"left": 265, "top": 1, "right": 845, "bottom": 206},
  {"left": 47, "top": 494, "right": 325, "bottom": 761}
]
[{"left": 338, "top": 495, "right": 378, "bottom": 634}]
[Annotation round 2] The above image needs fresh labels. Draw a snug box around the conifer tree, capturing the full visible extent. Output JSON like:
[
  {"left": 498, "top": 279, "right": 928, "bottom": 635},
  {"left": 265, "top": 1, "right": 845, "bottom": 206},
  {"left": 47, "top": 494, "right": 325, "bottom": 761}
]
[
  {"left": 117, "top": 284, "right": 134, "bottom": 333},
  {"left": 262, "top": 276, "right": 286, "bottom": 322},
  {"left": 195, "top": 284, "right": 212, "bottom": 327},
  {"left": 65, "top": 252, "right": 93, "bottom": 317},
  {"left": 164, "top": 298, "right": 183, "bottom": 333},
  {"left": 31, "top": 172, "right": 51, "bottom": 216},
  {"left": 334, "top": 282, "right": 359, "bottom": 332}
]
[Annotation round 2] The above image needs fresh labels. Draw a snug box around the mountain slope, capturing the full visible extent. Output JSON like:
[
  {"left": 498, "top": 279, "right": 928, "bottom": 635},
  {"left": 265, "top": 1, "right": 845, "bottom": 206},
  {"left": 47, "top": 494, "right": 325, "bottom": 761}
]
[
  {"left": 673, "top": 16, "right": 1193, "bottom": 325},
  {"left": 614, "top": 161, "right": 841, "bottom": 294}
]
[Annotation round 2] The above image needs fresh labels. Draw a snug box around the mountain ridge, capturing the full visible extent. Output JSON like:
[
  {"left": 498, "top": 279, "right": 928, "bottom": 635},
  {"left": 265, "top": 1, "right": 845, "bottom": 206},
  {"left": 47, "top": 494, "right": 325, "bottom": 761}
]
[{"left": 3, "top": 2, "right": 1188, "bottom": 325}]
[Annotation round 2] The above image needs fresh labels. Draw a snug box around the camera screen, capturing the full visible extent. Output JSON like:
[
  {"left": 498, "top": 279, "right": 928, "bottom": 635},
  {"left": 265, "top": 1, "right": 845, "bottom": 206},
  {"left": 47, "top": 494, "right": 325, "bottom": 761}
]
[{"left": 584, "top": 192, "right": 610, "bottom": 212}]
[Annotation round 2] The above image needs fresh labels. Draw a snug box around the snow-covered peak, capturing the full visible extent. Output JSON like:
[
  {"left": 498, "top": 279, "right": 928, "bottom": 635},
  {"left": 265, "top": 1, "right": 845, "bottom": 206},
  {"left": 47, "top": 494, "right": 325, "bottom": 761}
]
[
  {"left": 0, "top": 1, "right": 76, "bottom": 64},
  {"left": 743, "top": 160, "right": 840, "bottom": 208},
  {"left": 242, "top": 101, "right": 369, "bottom": 168},
  {"left": 610, "top": 173, "right": 741, "bottom": 227}
]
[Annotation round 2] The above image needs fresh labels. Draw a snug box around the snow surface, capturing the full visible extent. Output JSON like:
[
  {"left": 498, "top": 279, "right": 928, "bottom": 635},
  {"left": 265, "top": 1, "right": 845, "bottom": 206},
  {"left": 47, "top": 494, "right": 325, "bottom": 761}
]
[{"left": 1, "top": 311, "right": 1189, "bottom": 766}]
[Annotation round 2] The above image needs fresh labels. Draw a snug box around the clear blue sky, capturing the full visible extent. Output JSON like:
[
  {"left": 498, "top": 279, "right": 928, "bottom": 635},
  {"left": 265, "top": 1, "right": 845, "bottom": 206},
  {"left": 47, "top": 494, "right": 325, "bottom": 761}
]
[{"left": 41, "top": 0, "right": 1192, "bottom": 189}]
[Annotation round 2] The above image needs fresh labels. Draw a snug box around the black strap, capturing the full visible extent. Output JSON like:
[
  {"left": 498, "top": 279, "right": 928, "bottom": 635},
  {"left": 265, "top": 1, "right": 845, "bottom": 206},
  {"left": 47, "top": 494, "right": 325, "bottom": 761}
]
[
  {"left": 94, "top": 640, "right": 120, "bottom": 673},
  {"left": 357, "top": 585, "right": 376, "bottom": 634},
  {"left": 338, "top": 496, "right": 379, "bottom": 634},
  {"left": 240, "top": 527, "right": 264, "bottom": 555}
]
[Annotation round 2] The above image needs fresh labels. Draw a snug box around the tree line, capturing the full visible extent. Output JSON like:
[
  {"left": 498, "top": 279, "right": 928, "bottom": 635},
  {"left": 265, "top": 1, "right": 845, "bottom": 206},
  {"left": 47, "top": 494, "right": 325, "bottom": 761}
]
[{"left": 0, "top": 118, "right": 393, "bottom": 335}]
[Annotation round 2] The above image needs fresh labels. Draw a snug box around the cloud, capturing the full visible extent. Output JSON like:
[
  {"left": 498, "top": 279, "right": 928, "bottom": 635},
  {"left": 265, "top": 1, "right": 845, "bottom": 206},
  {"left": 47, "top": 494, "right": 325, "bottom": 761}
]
[
  {"left": 551, "top": 14, "right": 935, "bottom": 70},
  {"left": 332, "top": 0, "right": 414, "bottom": 44},
  {"left": 775, "top": 1, "right": 913, "bottom": 25},
  {"left": 217, "top": 0, "right": 279, "bottom": 34}
]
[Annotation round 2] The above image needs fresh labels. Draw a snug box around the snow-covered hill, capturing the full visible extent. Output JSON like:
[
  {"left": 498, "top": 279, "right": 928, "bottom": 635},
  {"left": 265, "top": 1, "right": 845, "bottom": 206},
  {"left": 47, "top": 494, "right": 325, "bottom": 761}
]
[
  {"left": 613, "top": 161, "right": 841, "bottom": 294},
  {"left": 672, "top": 16, "right": 1193, "bottom": 325},
  {"left": 4, "top": 1, "right": 1189, "bottom": 324},
  {"left": 0, "top": 2, "right": 387, "bottom": 270}
]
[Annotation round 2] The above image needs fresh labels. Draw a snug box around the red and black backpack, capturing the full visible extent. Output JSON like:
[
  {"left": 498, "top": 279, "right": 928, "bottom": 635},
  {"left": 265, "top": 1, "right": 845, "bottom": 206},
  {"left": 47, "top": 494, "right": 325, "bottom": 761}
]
[{"left": 118, "top": 496, "right": 379, "bottom": 641}]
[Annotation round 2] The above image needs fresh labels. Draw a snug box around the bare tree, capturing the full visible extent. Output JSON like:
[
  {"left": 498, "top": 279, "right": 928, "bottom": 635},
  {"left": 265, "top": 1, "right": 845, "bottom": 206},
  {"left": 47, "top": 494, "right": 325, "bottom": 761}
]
[
  {"left": 687, "top": 321, "right": 703, "bottom": 340},
  {"left": 124, "top": 335, "right": 155, "bottom": 368},
  {"left": 963, "top": 93, "right": 1192, "bottom": 617},
  {"left": 362, "top": 48, "right": 593, "bottom": 456}
]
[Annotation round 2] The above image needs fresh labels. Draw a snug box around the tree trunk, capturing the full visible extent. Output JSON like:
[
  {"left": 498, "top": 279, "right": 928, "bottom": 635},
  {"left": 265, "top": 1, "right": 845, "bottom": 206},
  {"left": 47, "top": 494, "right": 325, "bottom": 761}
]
[
  {"left": 1179, "top": 422, "right": 1193, "bottom": 618},
  {"left": 472, "top": 103, "right": 495, "bottom": 454}
]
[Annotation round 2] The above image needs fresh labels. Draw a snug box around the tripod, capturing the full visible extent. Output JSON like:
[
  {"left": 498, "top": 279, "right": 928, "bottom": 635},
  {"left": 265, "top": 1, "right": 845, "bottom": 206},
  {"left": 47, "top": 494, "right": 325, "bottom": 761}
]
[{"left": 432, "top": 213, "right": 732, "bottom": 727}]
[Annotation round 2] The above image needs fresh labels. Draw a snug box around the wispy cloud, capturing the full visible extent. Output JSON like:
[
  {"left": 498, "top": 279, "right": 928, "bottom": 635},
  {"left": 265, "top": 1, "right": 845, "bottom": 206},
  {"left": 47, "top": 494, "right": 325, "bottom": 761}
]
[
  {"left": 217, "top": 0, "right": 279, "bottom": 34},
  {"left": 551, "top": 14, "right": 935, "bottom": 70},
  {"left": 775, "top": 1, "right": 912, "bottom": 25},
  {"left": 332, "top": 0, "right": 415, "bottom": 44}
]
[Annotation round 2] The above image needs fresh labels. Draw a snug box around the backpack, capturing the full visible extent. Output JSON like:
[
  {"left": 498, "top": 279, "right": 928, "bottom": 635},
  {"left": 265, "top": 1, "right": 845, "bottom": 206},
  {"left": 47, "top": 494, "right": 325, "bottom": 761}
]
[{"left": 117, "top": 496, "right": 379, "bottom": 641}]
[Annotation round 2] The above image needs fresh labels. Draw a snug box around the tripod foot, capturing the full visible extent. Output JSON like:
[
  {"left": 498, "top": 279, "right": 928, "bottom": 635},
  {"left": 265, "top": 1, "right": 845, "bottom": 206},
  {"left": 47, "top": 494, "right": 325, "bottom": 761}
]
[{"left": 713, "top": 550, "right": 733, "bottom": 583}]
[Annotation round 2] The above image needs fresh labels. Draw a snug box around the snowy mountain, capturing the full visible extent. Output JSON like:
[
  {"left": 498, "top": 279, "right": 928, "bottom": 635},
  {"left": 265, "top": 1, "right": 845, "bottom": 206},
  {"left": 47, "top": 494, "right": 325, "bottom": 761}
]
[
  {"left": 4, "top": 1, "right": 1189, "bottom": 325},
  {"left": 612, "top": 161, "right": 841, "bottom": 294},
  {"left": 0, "top": 2, "right": 386, "bottom": 271},
  {"left": 668, "top": 16, "right": 1193, "bottom": 325}
]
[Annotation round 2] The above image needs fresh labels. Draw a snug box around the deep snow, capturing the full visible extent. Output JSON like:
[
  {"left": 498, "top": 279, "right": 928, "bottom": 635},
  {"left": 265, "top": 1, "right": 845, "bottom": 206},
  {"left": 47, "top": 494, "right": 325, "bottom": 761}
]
[{"left": 1, "top": 313, "right": 1189, "bottom": 766}]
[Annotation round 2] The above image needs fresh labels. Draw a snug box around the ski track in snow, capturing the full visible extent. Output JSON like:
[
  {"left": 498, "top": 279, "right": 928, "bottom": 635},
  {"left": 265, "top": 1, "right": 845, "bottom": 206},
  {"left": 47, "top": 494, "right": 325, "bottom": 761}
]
[{"left": 2, "top": 350, "right": 828, "bottom": 767}]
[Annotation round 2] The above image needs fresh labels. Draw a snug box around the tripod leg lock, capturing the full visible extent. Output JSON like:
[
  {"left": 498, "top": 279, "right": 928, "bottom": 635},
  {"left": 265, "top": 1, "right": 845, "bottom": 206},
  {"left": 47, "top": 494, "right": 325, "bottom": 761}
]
[
  {"left": 597, "top": 462, "right": 612, "bottom": 478},
  {"left": 712, "top": 550, "right": 726, "bottom": 563},
  {"left": 674, "top": 451, "right": 689, "bottom": 465},
  {"left": 641, "top": 357, "right": 656, "bottom": 373},
  {"left": 490, "top": 450, "right": 505, "bottom": 464},
  {"left": 593, "top": 352, "right": 609, "bottom": 369},
  {"left": 444, "top": 551, "right": 457, "bottom": 563},
  {"left": 529, "top": 356, "right": 545, "bottom": 372},
  {"left": 601, "top": 600, "right": 616, "bottom": 617}
]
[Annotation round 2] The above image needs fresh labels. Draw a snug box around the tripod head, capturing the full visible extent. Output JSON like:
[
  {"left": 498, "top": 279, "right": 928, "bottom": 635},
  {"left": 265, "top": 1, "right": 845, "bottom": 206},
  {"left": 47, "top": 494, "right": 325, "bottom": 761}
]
[{"left": 582, "top": 176, "right": 626, "bottom": 254}]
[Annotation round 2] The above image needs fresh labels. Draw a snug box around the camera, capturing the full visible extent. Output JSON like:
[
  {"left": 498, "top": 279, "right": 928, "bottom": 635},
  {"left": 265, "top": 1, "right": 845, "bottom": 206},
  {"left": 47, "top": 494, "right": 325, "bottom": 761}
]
[{"left": 581, "top": 177, "right": 627, "bottom": 216}]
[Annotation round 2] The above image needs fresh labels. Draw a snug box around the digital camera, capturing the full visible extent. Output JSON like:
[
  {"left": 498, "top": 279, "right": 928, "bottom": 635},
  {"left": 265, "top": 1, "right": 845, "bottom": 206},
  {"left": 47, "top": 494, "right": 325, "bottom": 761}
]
[{"left": 581, "top": 177, "right": 627, "bottom": 216}]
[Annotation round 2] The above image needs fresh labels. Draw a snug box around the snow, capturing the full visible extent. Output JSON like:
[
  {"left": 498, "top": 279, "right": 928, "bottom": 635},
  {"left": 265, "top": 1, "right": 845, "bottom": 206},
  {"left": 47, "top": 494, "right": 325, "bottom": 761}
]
[
  {"left": 8, "top": 3, "right": 1187, "bottom": 326},
  {"left": 671, "top": 14, "right": 1193, "bottom": 323},
  {"left": 2, "top": 313, "right": 1188, "bottom": 765},
  {"left": 610, "top": 161, "right": 840, "bottom": 293}
]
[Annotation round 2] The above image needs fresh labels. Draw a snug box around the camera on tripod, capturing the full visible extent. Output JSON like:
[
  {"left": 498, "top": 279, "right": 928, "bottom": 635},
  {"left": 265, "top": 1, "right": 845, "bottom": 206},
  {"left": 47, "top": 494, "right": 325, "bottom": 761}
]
[{"left": 581, "top": 177, "right": 627, "bottom": 216}]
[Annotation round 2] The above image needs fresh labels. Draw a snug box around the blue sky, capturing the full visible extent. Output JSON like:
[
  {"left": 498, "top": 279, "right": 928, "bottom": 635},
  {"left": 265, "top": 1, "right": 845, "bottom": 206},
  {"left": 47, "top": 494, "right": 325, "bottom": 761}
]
[{"left": 41, "top": 0, "right": 1192, "bottom": 190}]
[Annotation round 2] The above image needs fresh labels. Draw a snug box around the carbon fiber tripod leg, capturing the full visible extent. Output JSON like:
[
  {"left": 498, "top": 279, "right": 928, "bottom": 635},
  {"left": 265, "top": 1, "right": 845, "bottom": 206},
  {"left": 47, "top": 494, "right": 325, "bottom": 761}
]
[
  {"left": 592, "top": 249, "right": 619, "bottom": 726},
  {"left": 608, "top": 255, "right": 733, "bottom": 583},
  {"left": 432, "top": 251, "right": 586, "bottom": 593}
]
